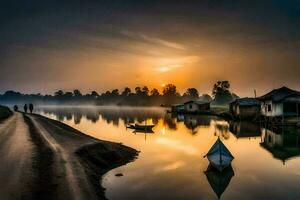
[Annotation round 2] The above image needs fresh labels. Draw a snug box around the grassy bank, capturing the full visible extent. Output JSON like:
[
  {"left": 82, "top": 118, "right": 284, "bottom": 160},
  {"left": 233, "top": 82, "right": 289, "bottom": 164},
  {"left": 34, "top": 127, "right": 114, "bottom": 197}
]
[{"left": 0, "top": 105, "right": 13, "bottom": 120}]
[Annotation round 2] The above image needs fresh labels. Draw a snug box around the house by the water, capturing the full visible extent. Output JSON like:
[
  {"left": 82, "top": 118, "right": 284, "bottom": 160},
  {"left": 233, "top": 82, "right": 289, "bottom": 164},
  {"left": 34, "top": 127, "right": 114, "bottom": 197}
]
[
  {"left": 170, "top": 87, "right": 300, "bottom": 126},
  {"left": 229, "top": 98, "right": 261, "bottom": 120},
  {"left": 258, "top": 87, "right": 300, "bottom": 124},
  {"left": 171, "top": 104, "right": 185, "bottom": 113},
  {"left": 171, "top": 101, "right": 210, "bottom": 114},
  {"left": 184, "top": 101, "right": 210, "bottom": 113}
]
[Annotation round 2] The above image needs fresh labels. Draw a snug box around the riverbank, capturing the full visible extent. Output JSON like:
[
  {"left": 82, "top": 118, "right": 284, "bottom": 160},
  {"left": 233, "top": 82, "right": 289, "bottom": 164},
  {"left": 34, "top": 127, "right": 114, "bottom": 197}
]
[{"left": 0, "top": 112, "right": 138, "bottom": 200}]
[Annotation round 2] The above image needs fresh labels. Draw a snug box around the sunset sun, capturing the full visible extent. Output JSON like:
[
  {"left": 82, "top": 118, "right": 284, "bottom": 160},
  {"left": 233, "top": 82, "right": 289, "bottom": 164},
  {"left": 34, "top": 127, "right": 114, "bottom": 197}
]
[{"left": 158, "top": 66, "right": 171, "bottom": 73}]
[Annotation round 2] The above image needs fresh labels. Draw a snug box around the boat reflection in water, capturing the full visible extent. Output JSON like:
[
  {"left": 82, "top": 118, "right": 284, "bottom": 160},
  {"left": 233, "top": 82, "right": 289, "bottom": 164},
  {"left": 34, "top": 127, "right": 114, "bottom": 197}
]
[
  {"left": 260, "top": 126, "right": 300, "bottom": 164},
  {"left": 204, "top": 164, "right": 235, "bottom": 199},
  {"left": 126, "top": 124, "right": 155, "bottom": 131},
  {"left": 131, "top": 128, "right": 155, "bottom": 141}
]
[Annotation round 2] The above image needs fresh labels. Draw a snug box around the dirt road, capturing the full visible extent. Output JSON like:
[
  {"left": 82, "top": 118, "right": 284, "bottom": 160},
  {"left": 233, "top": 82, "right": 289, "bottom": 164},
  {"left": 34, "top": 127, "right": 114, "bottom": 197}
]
[
  {"left": 0, "top": 112, "right": 137, "bottom": 200},
  {"left": 0, "top": 113, "right": 35, "bottom": 199}
]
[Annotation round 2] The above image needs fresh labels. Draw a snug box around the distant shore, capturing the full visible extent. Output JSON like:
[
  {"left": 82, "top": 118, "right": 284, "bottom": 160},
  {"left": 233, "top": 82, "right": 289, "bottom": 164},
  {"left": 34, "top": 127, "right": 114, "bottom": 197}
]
[{"left": 0, "top": 109, "right": 138, "bottom": 200}]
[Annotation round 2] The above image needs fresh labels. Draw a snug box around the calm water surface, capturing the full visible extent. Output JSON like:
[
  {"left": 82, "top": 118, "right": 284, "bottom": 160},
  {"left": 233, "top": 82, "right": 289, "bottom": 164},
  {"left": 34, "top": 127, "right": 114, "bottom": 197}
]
[{"left": 36, "top": 106, "right": 300, "bottom": 200}]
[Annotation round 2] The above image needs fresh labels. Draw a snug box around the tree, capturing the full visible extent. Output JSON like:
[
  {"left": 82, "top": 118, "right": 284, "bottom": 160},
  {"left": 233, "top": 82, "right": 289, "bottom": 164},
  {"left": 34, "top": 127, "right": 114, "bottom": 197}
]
[
  {"left": 212, "top": 81, "right": 230, "bottom": 97},
  {"left": 73, "top": 89, "right": 82, "bottom": 97},
  {"left": 162, "top": 84, "right": 178, "bottom": 97},
  {"left": 91, "top": 91, "right": 99, "bottom": 97},
  {"left": 3, "top": 91, "right": 23, "bottom": 99},
  {"left": 201, "top": 94, "right": 212, "bottom": 102},
  {"left": 64, "top": 92, "right": 73, "bottom": 98},
  {"left": 135, "top": 87, "right": 142, "bottom": 96},
  {"left": 212, "top": 81, "right": 233, "bottom": 104},
  {"left": 104, "top": 91, "right": 111, "bottom": 96},
  {"left": 150, "top": 88, "right": 160, "bottom": 97},
  {"left": 121, "top": 87, "right": 131, "bottom": 96},
  {"left": 111, "top": 89, "right": 119, "bottom": 96},
  {"left": 184, "top": 88, "right": 199, "bottom": 99},
  {"left": 142, "top": 86, "right": 149, "bottom": 96},
  {"left": 54, "top": 90, "right": 64, "bottom": 97}
]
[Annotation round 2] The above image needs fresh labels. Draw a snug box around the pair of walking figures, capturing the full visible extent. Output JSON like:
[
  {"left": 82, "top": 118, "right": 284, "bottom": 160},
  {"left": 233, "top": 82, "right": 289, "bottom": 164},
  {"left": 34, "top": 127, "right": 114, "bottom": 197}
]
[
  {"left": 24, "top": 103, "right": 34, "bottom": 113},
  {"left": 14, "top": 104, "right": 34, "bottom": 113}
]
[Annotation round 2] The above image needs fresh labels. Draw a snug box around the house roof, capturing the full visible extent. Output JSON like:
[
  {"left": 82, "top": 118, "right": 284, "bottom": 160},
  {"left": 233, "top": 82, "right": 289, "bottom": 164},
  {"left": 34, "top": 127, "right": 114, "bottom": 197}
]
[
  {"left": 184, "top": 100, "right": 210, "bottom": 105},
  {"left": 230, "top": 98, "right": 261, "bottom": 106},
  {"left": 258, "top": 86, "right": 300, "bottom": 102}
]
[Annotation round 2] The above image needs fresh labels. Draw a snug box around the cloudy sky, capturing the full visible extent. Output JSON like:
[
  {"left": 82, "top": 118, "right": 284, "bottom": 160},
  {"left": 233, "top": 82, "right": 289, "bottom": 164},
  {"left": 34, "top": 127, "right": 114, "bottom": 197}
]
[{"left": 0, "top": 0, "right": 299, "bottom": 96}]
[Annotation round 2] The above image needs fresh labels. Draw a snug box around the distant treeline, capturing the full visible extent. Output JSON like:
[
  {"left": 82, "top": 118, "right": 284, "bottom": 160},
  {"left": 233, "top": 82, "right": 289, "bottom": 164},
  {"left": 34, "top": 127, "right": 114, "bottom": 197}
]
[{"left": 0, "top": 81, "right": 239, "bottom": 106}]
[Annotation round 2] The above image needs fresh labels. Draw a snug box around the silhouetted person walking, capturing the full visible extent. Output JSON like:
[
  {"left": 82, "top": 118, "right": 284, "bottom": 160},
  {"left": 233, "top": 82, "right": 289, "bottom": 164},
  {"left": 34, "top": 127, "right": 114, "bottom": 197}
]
[
  {"left": 13, "top": 105, "right": 18, "bottom": 112},
  {"left": 29, "top": 103, "right": 34, "bottom": 113},
  {"left": 24, "top": 104, "right": 28, "bottom": 113}
]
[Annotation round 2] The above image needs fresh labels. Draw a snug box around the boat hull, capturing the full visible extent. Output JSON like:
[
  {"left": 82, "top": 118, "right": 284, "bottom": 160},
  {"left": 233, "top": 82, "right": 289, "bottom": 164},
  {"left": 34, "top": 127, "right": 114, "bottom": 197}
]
[
  {"left": 205, "top": 138, "right": 234, "bottom": 172},
  {"left": 209, "top": 160, "right": 232, "bottom": 172}
]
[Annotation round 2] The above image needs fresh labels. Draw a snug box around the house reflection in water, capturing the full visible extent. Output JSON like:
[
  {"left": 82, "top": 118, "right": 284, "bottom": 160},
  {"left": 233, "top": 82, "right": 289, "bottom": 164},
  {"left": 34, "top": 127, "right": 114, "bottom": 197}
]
[
  {"left": 214, "top": 122, "right": 230, "bottom": 140},
  {"left": 176, "top": 114, "right": 211, "bottom": 135},
  {"left": 176, "top": 114, "right": 185, "bottom": 122},
  {"left": 204, "top": 165, "right": 234, "bottom": 199},
  {"left": 260, "top": 127, "right": 300, "bottom": 164},
  {"left": 229, "top": 121, "right": 261, "bottom": 139}
]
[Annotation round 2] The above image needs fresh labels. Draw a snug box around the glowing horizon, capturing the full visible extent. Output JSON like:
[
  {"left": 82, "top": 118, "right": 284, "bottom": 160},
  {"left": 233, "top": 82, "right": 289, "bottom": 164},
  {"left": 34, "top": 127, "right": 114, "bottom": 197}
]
[{"left": 0, "top": 1, "right": 299, "bottom": 97}]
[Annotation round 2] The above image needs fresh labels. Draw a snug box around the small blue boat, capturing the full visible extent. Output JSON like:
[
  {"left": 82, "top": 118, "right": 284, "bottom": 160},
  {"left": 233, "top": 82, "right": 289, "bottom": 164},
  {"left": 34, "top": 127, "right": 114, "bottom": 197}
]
[{"left": 204, "top": 137, "right": 234, "bottom": 171}]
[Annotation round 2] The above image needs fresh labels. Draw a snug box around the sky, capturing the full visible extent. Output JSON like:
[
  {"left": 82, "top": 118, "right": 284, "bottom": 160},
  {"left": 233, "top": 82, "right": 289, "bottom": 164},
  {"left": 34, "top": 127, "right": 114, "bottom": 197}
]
[{"left": 0, "top": 0, "right": 299, "bottom": 97}]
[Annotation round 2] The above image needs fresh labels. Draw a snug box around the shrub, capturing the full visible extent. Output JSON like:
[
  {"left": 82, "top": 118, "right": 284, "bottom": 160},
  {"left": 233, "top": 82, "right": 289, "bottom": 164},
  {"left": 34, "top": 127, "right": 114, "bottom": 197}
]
[{"left": 0, "top": 106, "right": 13, "bottom": 120}]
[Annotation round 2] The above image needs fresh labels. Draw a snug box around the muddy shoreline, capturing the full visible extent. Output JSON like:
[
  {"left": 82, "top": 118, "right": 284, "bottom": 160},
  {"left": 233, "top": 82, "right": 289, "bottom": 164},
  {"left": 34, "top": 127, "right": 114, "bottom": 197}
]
[
  {"left": 22, "top": 113, "right": 138, "bottom": 200},
  {"left": 76, "top": 142, "right": 138, "bottom": 199}
]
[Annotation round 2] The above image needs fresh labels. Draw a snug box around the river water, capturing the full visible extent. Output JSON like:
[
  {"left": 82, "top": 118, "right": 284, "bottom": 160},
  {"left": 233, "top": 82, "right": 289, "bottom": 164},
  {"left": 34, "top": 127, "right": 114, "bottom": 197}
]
[{"left": 36, "top": 106, "right": 300, "bottom": 200}]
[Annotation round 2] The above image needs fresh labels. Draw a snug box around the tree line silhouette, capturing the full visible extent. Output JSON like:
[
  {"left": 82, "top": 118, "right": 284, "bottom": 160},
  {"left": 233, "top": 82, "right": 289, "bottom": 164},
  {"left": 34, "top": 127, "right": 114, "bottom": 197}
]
[{"left": 0, "top": 81, "right": 238, "bottom": 106}]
